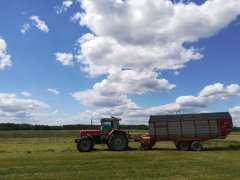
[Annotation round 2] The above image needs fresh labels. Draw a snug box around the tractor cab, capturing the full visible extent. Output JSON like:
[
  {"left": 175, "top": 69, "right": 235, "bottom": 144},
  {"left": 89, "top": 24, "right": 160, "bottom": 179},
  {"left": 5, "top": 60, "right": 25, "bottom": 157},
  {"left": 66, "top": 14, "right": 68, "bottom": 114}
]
[{"left": 100, "top": 117, "right": 120, "bottom": 135}]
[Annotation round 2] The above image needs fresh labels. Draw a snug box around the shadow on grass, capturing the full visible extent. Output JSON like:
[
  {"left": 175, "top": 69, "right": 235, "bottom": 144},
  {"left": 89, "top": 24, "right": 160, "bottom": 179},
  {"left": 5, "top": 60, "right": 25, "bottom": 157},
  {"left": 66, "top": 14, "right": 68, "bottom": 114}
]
[
  {"left": 91, "top": 145, "right": 240, "bottom": 152},
  {"left": 92, "top": 147, "right": 177, "bottom": 152},
  {"left": 204, "top": 145, "right": 240, "bottom": 151}
]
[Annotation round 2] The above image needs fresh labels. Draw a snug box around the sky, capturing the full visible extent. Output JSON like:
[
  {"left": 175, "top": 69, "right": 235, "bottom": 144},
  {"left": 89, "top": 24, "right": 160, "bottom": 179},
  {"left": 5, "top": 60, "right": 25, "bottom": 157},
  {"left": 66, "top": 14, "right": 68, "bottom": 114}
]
[{"left": 0, "top": 0, "right": 240, "bottom": 126}]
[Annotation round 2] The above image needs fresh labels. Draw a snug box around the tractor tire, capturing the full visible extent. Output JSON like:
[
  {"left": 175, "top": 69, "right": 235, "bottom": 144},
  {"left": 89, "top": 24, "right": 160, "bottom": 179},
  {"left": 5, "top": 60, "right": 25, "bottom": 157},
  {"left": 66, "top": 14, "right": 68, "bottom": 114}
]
[
  {"left": 108, "top": 132, "right": 128, "bottom": 151},
  {"left": 191, "top": 141, "right": 203, "bottom": 151},
  {"left": 77, "top": 138, "right": 94, "bottom": 152},
  {"left": 176, "top": 141, "right": 190, "bottom": 151}
]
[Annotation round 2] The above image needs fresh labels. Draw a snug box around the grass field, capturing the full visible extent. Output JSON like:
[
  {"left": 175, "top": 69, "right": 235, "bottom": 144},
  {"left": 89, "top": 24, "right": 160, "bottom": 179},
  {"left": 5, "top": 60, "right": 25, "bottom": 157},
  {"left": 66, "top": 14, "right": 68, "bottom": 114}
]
[{"left": 0, "top": 130, "right": 240, "bottom": 179}]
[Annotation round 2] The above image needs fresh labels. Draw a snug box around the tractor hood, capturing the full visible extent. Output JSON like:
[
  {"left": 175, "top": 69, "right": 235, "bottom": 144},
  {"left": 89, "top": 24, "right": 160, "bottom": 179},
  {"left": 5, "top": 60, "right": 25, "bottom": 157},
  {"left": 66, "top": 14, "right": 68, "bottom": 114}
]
[{"left": 80, "top": 130, "right": 100, "bottom": 136}]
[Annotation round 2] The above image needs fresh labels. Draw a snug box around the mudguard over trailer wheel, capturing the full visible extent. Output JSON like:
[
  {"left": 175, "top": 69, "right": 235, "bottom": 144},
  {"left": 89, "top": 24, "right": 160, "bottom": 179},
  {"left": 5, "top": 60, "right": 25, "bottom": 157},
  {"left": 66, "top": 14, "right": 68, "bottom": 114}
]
[
  {"left": 191, "top": 141, "right": 203, "bottom": 151},
  {"left": 77, "top": 138, "right": 94, "bottom": 152},
  {"left": 176, "top": 141, "right": 190, "bottom": 151},
  {"left": 108, "top": 132, "right": 128, "bottom": 151}
]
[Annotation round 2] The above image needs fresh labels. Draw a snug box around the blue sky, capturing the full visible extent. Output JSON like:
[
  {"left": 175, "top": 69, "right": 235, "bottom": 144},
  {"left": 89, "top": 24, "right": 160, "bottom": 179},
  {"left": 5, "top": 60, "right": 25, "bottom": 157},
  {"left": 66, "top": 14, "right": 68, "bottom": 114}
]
[{"left": 0, "top": 0, "right": 240, "bottom": 126}]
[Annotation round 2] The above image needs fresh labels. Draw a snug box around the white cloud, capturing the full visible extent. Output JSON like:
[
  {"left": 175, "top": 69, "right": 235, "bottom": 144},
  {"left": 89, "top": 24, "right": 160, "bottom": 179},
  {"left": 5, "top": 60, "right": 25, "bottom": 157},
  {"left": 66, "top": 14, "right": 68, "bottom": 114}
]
[
  {"left": 47, "top": 88, "right": 60, "bottom": 95},
  {"left": 20, "top": 23, "right": 30, "bottom": 34},
  {"left": 199, "top": 83, "right": 240, "bottom": 99},
  {"left": 72, "top": 69, "right": 175, "bottom": 107},
  {"left": 55, "top": 0, "right": 74, "bottom": 14},
  {"left": 93, "top": 69, "right": 175, "bottom": 95},
  {"left": 0, "top": 93, "right": 48, "bottom": 111},
  {"left": 70, "top": 12, "right": 81, "bottom": 22},
  {"left": 70, "top": 0, "right": 240, "bottom": 110},
  {"left": 55, "top": 52, "right": 74, "bottom": 66},
  {"left": 0, "top": 37, "right": 12, "bottom": 70},
  {"left": 77, "top": 34, "right": 202, "bottom": 76},
  {"left": 229, "top": 106, "right": 240, "bottom": 126},
  {"left": 72, "top": 89, "right": 139, "bottom": 108},
  {"left": 21, "top": 92, "right": 32, "bottom": 97},
  {"left": 149, "top": 83, "right": 240, "bottom": 113},
  {"left": 76, "top": 0, "right": 240, "bottom": 76},
  {"left": 229, "top": 106, "right": 240, "bottom": 113},
  {"left": 0, "top": 93, "right": 48, "bottom": 123},
  {"left": 80, "top": 0, "right": 240, "bottom": 43},
  {"left": 174, "top": 71, "right": 180, "bottom": 76},
  {"left": 76, "top": 83, "right": 240, "bottom": 125},
  {"left": 30, "top": 16, "right": 49, "bottom": 33},
  {"left": 51, "top": 110, "right": 58, "bottom": 115}
]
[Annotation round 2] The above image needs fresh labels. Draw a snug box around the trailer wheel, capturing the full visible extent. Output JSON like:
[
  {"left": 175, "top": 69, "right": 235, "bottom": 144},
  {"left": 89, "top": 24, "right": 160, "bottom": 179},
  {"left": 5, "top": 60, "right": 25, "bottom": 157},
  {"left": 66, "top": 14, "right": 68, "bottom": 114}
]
[
  {"left": 108, "top": 132, "right": 128, "bottom": 151},
  {"left": 77, "top": 138, "right": 94, "bottom": 152},
  {"left": 191, "top": 141, "right": 203, "bottom": 151},
  {"left": 176, "top": 141, "right": 190, "bottom": 151}
]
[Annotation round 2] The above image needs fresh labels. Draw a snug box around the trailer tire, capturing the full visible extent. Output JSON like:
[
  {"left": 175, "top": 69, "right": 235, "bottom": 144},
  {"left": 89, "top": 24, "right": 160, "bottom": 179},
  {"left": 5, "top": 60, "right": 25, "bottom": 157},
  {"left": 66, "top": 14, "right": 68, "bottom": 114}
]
[
  {"left": 108, "top": 132, "right": 128, "bottom": 151},
  {"left": 77, "top": 138, "right": 94, "bottom": 152},
  {"left": 191, "top": 141, "right": 203, "bottom": 151},
  {"left": 176, "top": 141, "right": 190, "bottom": 151}
]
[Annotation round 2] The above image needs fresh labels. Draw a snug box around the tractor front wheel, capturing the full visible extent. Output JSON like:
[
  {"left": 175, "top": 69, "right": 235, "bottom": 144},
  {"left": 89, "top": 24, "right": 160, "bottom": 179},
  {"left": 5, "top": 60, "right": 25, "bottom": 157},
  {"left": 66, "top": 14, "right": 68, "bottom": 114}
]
[
  {"left": 108, "top": 133, "right": 128, "bottom": 151},
  {"left": 77, "top": 138, "right": 94, "bottom": 152}
]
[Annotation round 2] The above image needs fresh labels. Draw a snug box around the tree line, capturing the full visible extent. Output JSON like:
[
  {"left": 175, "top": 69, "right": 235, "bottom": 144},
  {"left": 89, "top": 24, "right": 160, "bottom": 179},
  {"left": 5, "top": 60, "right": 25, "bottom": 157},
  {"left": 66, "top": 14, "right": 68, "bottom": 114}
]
[
  {"left": 0, "top": 123, "right": 239, "bottom": 131},
  {"left": 0, "top": 123, "right": 148, "bottom": 130}
]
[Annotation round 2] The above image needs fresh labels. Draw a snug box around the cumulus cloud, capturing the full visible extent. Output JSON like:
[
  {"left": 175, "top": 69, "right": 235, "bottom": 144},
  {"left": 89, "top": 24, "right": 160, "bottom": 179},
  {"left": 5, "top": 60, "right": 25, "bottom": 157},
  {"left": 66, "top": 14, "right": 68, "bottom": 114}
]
[
  {"left": 21, "top": 92, "right": 32, "bottom": 97},
  {"left": 149, "top": 83, "right": 240, "bottom": 113},
  {"left": 55, "top": 0, "right": 74, "bottom": 14},
  {"left": 76, "top": 0, "right": 240, "bottom": 76},
  {"left": 0, "top": 93, "right": 48, "bottom": 111},
  {"left": 70, "top": 12, "right": 81, "bottom": 22},
  {"left": 229, "top": 106, "right": 240, "bottom": 126},
  {"left": 20, "top": 23, "right": 30, "bottom": 34},
  {"left": 72, "top": 90, "right": 139, "bottom": 108},
  {"left": 64, "top": 1, "right": 240, "bottom": 125},
  {"left": 78, "top": 83, "right": 240, "bottom": 125},
  {"left": 0, "top": 37, "right": 12, "bottom": 70},
  {"left": 0, "top": 93, "right": 48, "bottom": 123},
  {"left": 47, "top": 88, "right": 60, "bottom": 95},
  {"left": 229, "top": 106, "right": 240, "bottom": 113},
  {"left": 199, "top": 83, "right": 240, "bottom": 98},
  {"left": 80, "top": 0, "right": 240, "bottom": 43},
  {"left": 77, "top": 33, "right": 202, "bottom": 76},
  {"left": 30, "top": 16, "right": 49, "bottom": 33},
  {"left": 72, "top": 69, "right": 175, "bottom": 107},
  {"left": 55, "top": 52, "right": 74, "bottom": 66}
]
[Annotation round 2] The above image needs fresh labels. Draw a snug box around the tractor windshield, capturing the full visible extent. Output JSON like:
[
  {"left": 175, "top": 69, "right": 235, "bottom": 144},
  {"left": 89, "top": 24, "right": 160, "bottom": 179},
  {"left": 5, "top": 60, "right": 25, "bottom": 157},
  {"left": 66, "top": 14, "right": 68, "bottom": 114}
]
[
  {"left": 101, "top": 121, "right": 113, "bottom": 134},
  {"left": 101, "top": 119, "right": 120, "bottom": 134}
]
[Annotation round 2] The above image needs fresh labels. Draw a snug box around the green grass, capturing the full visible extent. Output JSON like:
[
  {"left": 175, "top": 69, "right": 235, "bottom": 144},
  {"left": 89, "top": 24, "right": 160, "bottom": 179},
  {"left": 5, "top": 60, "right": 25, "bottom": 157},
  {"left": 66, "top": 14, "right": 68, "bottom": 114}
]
[{"left": 0, "top": 131, "right": 240, "bottom": 179}]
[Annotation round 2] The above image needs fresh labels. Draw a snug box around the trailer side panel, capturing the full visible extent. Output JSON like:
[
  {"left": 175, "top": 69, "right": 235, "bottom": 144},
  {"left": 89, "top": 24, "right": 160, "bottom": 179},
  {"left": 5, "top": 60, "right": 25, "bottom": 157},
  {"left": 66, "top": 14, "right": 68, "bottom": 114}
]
[{"left": 149, "top": 112, "right": 232, "bottom": 142}]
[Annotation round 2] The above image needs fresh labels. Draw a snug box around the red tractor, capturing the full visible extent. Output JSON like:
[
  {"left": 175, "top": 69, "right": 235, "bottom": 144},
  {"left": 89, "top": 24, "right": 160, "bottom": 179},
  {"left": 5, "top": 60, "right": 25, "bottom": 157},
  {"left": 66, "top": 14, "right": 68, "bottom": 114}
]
[{"left": 75, "top": 117, "right": 128, "bottom": 152}]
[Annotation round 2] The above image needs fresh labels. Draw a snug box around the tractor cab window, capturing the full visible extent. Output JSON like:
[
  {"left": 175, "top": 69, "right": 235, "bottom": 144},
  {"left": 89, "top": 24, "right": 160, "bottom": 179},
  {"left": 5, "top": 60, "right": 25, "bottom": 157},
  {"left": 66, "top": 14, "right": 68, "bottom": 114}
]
[{"left": 101, "top": 121, "right": 113, "bottom": 134}]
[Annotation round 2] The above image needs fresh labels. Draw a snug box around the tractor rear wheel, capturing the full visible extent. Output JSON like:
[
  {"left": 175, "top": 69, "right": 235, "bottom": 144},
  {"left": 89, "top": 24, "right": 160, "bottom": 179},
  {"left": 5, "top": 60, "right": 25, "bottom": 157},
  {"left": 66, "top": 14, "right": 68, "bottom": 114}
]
[
  {"left": 191, "top": 141, "right": 203, "bottom": 151},
  {"left": 176, "top": 141, "right": 190, "bottom": 151},
  {"left": 108, "top": 132, "right": 128, "bottom": 151},
  {"left": 77, "top": 138, "right": 94, "bottom": 152}
]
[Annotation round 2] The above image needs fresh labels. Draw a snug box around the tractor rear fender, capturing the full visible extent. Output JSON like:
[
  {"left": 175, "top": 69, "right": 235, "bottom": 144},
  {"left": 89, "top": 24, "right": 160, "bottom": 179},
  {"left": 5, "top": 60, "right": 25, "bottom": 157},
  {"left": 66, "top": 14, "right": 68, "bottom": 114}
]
[{"left": 108, "top": 129, "right": 126, "bottom": 138}]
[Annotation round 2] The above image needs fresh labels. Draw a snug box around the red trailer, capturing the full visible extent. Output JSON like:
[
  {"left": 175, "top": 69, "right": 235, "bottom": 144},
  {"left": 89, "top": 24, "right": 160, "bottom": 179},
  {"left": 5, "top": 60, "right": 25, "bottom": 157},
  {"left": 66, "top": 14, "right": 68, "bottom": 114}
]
[{"left": 138, "top": 112, "right": 233, "bottom": 151}]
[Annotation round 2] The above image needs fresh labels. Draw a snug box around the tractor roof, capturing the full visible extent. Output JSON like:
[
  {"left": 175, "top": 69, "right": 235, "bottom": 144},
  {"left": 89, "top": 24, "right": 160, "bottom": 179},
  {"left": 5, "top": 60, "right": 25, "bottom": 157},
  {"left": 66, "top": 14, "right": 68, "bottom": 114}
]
[{"left": 101, "top": 116, "right": 121, "bottom": 122}]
